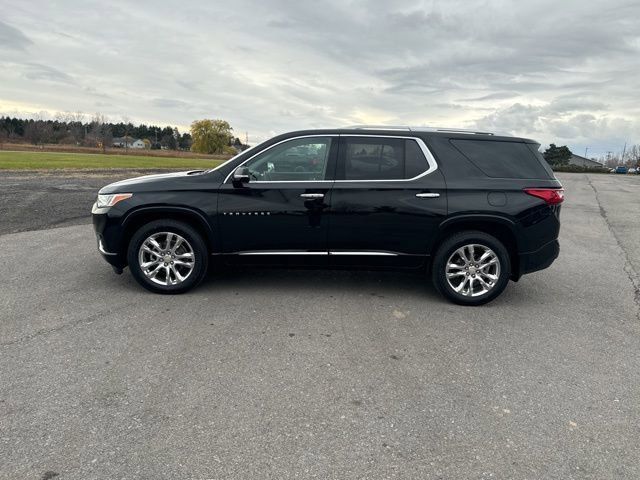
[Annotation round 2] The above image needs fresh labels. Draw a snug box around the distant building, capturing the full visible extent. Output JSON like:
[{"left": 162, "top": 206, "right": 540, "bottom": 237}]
[
  {"left": 112, "top": 136, "right": 145, "bottom": 149},
  {"left": 568, "top": 154, "right": 604, "bottom": 168}
]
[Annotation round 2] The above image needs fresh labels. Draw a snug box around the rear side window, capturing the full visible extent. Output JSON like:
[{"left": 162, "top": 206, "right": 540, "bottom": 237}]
[
  {"left": 405, "top": 139, "right": 429, "bottom": 178},
  {"left": 526, "top": 143, "right": 555, "bottom": 178},
  {"left": 450, "top": 139, "right": 552, "bottom": 179},
  {"left": 341, "top": 138, "right": 429, "bottom": 180}
]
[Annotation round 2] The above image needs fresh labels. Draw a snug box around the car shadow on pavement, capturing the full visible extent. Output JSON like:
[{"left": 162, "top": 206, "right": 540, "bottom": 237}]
[{"left": 200, "top": 266, "right": 441, "bottom": 300}]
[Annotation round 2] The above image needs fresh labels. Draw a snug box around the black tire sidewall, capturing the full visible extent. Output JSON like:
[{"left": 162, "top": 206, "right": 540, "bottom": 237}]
[
  {"left": 432, "top": 231, "right": 510, "bottom": 306},
  {"left": 127, "top": 220, "right": 208, "bottom": 294}
]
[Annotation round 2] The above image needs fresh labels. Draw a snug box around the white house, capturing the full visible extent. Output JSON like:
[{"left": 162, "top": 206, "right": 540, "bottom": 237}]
[{"left": 112, "top": 136, "right": 145, "bottom": 149}]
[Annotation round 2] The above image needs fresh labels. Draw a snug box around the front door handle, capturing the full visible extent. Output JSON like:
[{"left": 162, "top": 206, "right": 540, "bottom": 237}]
[
  {"left": 416, "top": 193, "right": 440, "bottom": 198},
  {"left": 300, "top": 193, "right": 325, "bottom": 199}
]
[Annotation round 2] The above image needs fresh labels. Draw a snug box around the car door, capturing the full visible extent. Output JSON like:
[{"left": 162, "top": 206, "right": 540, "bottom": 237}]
[
  {"left": 328, "top": 135, "right": 447, "bottom": 268},
  {"left": 217, "top": 135, "right": 337, "bottom": 265}
]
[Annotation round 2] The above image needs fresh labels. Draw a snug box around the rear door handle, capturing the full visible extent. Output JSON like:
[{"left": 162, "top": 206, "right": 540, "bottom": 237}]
[
  {"left": 416, "top": 193, "right": 440, "bottom": 198},
  {"left": 300, "top": 193, "right": 325, "bottom": 199}
]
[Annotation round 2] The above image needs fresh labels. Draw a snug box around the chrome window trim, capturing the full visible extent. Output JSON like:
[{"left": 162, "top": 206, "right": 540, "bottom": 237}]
[
  {"left": 235, "top": 250, "right": 401, "bottom": 256},
  {"left": 329, "top": 251, "right": 398, "bottom": 256},
  {"left": 335, "top": 135, "right": 438, "bottom": 182},
  {"left": 223, "top": 134, "right": 337, "bottom": 184},
  {"left": 247, "top": 180, "right": 334, "bottom": 183},
  {"left": 222, "top": 133, "right": 439, "bottom": 184},
  {"left": 238, "top": 250, "right": 327, "bottom": 256}
]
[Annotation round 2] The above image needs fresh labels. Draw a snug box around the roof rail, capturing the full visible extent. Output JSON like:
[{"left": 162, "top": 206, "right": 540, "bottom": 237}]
[
  {"left": 345, "top": 125, "right": 411, "bottom": 131},
  {"left": 428, "top": 128, "right": 494, "bottom": 135},
  {"left": 344, "top": 125, "right": 494, "bottom": 135}
]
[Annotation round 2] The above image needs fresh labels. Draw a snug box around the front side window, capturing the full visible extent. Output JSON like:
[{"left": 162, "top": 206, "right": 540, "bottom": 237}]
[
  {"left": 242, "top": 137, "right": 332, "bottom": 181},
  {"left": 341, "top": 137, "right": 429, "bottom": 180}
]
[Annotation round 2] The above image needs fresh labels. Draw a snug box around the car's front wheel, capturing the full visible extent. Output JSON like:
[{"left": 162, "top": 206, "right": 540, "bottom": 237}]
[
  {"left": 127, "top": 220, "right": 208, "bottom": 294},
  {"left": 432, "top": 231, "right": 510, "bottom": 306}
]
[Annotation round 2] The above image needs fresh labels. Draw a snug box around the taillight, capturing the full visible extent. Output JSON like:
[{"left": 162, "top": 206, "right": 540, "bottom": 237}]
[{"left": 524, "top": 188, "right": 564, "bottom": 205}]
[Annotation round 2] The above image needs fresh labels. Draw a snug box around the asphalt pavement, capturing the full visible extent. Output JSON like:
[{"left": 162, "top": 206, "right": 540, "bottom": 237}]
[{"left": 1, "top": 172, "right": 639, "bottom": 479}]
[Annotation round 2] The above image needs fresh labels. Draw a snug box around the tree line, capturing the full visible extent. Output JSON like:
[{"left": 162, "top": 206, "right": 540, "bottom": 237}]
[
  {"left": 543, "top": 143, "right": 640, "bottom": 168},
  {"left": 600, "top": 145, "right": 640, "bottom": 168},
  {"left": 0, "top": 113, "right": 193, "bottom": 151},
  {"left": 0, "top": 114, "right": 248, "bottom": 155}
]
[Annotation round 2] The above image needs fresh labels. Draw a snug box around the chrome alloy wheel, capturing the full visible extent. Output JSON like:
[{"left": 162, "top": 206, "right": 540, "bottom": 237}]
[
  {"left": 445, "top": 244, "right": 501, "bottom": 297},
  {"left": 138, "top": 232, "right": 195, "bottom": 286}
]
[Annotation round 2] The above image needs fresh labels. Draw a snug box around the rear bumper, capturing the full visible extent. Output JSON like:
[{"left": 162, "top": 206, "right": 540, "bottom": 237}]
[{"left": 518, "top": 239, "right": 559, "bottom": 277}]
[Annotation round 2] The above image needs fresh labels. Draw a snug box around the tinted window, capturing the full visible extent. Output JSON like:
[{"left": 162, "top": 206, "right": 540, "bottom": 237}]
[
  {"left": 526, "top": 143, "right": 555, "bottom": 178},
  {"left": 405, "top": 139, "right": 429, "bottom": 178},
  {"left": 342, "top": 138, "right": 428, "bottom": 180},
  {"left": 450, "top": 139, "right": 552, "bottom": 179},
  {"left": 244, "top": 137, "right": 332, "bottom": 181}
]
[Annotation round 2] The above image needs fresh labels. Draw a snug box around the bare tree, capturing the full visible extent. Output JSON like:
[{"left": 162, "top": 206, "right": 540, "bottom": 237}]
[
  {"left": 627, "top": 145, "right": 640, "bottom": 167},
  {"left": 87, "top": 113, "right": 112, "bottom": 153},
  {"left": 603, "top": 153, "right": 620, "bottom": 168},
  {"left": 54, "top": 111, "right": 74, "bottom": 144},
  {"left": 55, "top": 112, "right": 85, "bottom": 145},
  {"left": 0, "top": 128, "right": 7, "bottom": 149},
  {"left": 122, "top": 115, "right": 131, "bottom": 151},
  {"left": 68, "top": 111, "right": 86, "bottom": 145},
  {"left": 24, "top": 117, "right": 53, "bottom": 147}
]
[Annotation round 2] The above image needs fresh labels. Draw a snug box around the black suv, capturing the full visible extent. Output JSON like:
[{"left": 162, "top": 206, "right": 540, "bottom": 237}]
[{"left": 92, "top": 127, "right": 563, "bottom": 305}]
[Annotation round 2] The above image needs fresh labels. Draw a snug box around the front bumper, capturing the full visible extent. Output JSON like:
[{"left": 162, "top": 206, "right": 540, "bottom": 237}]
[
  {"left": 93, "top": 203, "right": 127, "bottom": 270},
  {"left": 97, "top": 237, "right": 117, "bottom": 256}
]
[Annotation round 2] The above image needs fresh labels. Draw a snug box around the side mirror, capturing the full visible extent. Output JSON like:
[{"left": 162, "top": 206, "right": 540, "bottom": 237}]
[{"left": 232, "top": 166, "right": 250, "bottom": 187}]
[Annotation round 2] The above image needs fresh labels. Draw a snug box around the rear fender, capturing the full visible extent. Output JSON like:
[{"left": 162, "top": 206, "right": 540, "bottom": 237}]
[{"left": 435, "top": 214, "right": 521, "bottom": 280}]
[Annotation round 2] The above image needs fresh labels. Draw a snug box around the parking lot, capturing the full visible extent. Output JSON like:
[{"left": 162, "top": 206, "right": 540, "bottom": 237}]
[{"left": 1, "top": 172, "right": 639, "bottom": 479}]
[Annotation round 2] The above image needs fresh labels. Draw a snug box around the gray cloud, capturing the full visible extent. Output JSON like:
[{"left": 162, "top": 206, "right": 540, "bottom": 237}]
[
  {"left": 151, "top": 98, "right": 193, "bottom": 110},
  {"left": 0, "top": 20, "right": 32, "bottom": 50},
  {"left": 0, "top": 0, "right": 638, "bottom": 155},
  {"left": 22, "top": 62, "right": 75, "bottom": 84},
  {"left": 458, "top": 92, "right": 520, "bottom": 102}
]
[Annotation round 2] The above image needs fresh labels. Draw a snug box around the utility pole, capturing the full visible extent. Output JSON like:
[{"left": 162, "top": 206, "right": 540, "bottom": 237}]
[
  {"left": 621, "top": 142, "right": 627, "bottom": 164},
  {"left": 606, "top": 151, "right": 613, "bottom": 166},
  {"left": 584, "top": 147, "right": 589, "bottom": 158}
]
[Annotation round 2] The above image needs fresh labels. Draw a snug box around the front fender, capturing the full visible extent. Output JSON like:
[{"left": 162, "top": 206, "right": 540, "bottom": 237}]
[{"left": 121, "top": 205, "right": 217, "bottom": 251}]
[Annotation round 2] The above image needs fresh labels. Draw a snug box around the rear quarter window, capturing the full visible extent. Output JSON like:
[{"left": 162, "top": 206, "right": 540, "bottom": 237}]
[{"left": 450, "top": 139, "right": 553, "bottom": 179}]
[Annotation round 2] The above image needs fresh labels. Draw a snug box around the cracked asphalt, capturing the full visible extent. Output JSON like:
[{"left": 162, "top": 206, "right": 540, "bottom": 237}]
[{"left": 1, "top": 172, "right": 639, "bottom": 479}]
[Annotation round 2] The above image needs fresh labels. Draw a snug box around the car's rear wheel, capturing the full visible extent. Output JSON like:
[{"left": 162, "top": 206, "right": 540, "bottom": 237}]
[
  {"left": 127, "top": 220, "right": 208, "bottom": 294},
  {"left": 432, "top": 231, "right": 510, "bottom": 306}
]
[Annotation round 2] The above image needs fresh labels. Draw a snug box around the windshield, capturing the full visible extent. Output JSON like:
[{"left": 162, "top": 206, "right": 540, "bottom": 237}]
[{"left": 204, "top": 142, "right": 263, "bottom": 174}]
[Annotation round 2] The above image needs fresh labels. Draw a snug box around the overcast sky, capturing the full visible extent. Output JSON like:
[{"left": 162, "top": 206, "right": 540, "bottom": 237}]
[{"left": 1, "top": 0, "right": 638, "bottom": 156}]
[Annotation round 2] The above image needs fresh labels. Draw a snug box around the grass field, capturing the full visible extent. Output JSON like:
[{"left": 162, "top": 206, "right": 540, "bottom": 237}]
[{"left": 0, "top": 151, "right": 227, "bottom": 170}]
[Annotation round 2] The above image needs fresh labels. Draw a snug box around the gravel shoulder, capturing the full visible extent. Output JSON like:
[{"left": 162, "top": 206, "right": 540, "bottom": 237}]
[{"left": 0, "top": 170, "right": 175, "bottom": 234}]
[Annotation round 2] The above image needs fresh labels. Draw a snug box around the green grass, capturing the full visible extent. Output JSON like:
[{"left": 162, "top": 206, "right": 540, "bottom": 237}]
[{"left": 0, "top": 151, "right": 225, "bottom": 170}]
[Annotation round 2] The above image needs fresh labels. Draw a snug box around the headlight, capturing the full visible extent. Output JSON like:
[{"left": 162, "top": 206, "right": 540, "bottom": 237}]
[{"left": 96, "top": 193, "right": 133, "bottom": 208}]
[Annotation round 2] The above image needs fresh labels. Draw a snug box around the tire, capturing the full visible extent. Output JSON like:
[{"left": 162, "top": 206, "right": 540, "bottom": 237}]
[
  {"left": 431, "top": 230, "right": 511, "bottom": 306},
  {"left": 127, "top": 219, "right": 209, "bottom": 294}
]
